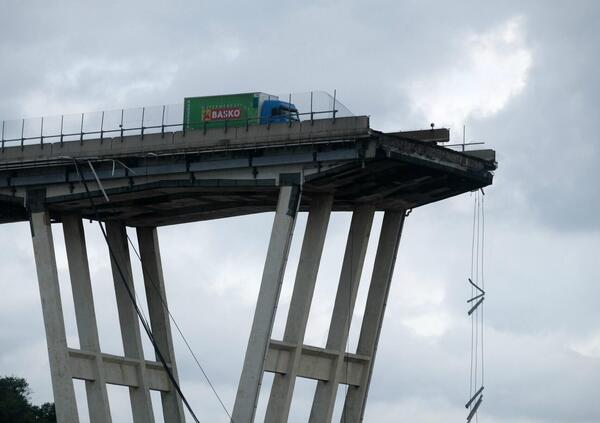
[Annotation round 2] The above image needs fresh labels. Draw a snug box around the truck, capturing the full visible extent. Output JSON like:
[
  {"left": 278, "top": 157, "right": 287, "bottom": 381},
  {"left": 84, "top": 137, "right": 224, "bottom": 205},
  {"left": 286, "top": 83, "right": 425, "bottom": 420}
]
[{"left": 183, "top": 92, "right": 299, "bottom": 130}]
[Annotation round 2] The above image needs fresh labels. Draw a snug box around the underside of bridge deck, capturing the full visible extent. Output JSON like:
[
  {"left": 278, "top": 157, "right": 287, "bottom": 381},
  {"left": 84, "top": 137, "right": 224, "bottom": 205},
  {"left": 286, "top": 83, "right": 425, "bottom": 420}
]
[{"left": 0, "top": 117, "right": 496, "bottom": 226}]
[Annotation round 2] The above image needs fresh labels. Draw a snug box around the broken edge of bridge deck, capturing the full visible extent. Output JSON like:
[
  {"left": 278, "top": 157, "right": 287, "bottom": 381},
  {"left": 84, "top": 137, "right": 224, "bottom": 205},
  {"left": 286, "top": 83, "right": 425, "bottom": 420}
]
[{"left": 0, "top": 116, "right": 497, "bottom": 226}]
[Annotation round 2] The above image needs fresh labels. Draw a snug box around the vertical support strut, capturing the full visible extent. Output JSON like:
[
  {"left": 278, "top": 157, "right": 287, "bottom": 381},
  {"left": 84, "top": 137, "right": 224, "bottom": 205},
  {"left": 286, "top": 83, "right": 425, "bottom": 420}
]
[
  {"left": 265, "top": 194, "right": 334, "bottom": 422},
  {"left": 137, "top": 226, "right": 186, "bottom": 423},
  {"left": 106, "top": 222, "right": 155, "bottom": 423},
  {"left": 30, "top": 210, "right": 80, "bottom": 423},
  {"left": 309, "top": 206, "right": 375, "bottom": 423},
  {"left": 232, "top": 185, "right": 301, "bottom": 423},
  {"left": 341, "top": 211, "right": 406, "bottom": 422},
  {"left": 63, "top": 214, "right": 112, "bottom": 423}
]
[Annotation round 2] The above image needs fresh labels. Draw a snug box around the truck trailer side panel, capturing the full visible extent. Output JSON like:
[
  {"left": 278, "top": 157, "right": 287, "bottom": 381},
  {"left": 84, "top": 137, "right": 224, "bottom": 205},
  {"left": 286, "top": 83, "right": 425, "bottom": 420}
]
[{"left": 184, "top": 93, "right": 277, "bottom": 130}]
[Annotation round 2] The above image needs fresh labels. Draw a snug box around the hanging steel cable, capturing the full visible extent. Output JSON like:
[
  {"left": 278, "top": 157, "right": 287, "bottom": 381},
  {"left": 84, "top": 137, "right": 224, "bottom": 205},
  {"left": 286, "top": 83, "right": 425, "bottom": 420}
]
[
  {"left": 72, "top": 158, "right": 235, "bottom": 423},
  {"left": 81, "top": 158, "right": 233, "bottom": 420},
  {"left": 124, "top": 235, "right": 234, "bottom": 421},
  {"left": 466, "top": 190, "right": 486, "bottom": 422}
]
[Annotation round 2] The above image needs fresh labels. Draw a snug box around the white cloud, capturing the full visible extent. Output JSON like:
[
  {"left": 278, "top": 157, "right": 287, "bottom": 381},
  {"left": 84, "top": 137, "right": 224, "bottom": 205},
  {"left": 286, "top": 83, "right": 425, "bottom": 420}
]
[
  {"left": 395, "top": 270, "right": 446, "bottom": 308},
  {"left": 19, "top": 58, "right": 178, "bottom": 117},
  {"left": 403, "top": 16, "right": 532, "bottom": 135},
  {"left": 402, "top": 311, "right": 453, "bottom": 337},
  {"left": 388, "top": 270, "right": 452, "bottom": 337},
  {"left": 571, "top": 332, "right": 600, "bottom": 358},
  {"left": 366, "top": 397, "right": 464, "bottom": 422}
]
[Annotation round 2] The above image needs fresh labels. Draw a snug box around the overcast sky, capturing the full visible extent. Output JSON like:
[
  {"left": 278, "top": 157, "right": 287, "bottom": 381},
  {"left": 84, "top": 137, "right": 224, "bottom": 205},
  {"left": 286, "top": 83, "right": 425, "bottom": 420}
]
[{"left": 1, "top": 1, "right": 599, "bottom": 422}]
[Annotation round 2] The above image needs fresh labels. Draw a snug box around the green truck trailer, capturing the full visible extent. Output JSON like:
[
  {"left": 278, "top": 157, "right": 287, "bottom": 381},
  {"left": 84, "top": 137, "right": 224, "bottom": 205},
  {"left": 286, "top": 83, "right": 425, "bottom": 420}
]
[{"left": 183, "top": 92, "right": 299, "bottom": 130}]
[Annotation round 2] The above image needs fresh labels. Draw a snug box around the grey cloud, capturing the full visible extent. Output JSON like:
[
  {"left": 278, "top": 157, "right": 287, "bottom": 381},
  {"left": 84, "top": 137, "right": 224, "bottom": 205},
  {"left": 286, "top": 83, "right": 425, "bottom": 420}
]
[{"left": 1, "top": 1, "right": 599, "bottom": 422}]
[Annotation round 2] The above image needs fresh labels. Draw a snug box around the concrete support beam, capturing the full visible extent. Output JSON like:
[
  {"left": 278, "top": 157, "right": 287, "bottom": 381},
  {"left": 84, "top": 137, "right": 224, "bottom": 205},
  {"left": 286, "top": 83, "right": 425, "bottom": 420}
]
[
  {"left": 106, "top": 222, "right": 155, "bottom": 423},
  {"left": 309, "top": 207, "right": 375, "bottom": 423},
  {"left": 63, "top": 215, "right": 112, "bottom": 422},
  {"left": 137, "top": 226, "right": 185, "bottom": 422},
  {"left": 30, "top": 211, "right": 80, "bottom": 422},
  {"left": 68, "top": 349, "right": 173, "bottom": 391},
  {"left": 265, "top": 194, "right": 333, "bottom": 422},
  {"left": 264, "top": 340, "right": 369, "bottom": 386},
  {"left": 341, "top": 211, "right": 405, "bottom": 422},
  {"left": 232, "top": 185, "right": 301, "bottom": 423}
]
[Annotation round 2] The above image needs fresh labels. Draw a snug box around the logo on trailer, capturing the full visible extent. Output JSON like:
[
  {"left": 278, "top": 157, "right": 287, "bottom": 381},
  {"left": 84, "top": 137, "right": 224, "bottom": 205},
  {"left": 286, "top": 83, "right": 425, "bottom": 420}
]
[{"left": 203, "top": 107, "right": 242, "bottom": 121}]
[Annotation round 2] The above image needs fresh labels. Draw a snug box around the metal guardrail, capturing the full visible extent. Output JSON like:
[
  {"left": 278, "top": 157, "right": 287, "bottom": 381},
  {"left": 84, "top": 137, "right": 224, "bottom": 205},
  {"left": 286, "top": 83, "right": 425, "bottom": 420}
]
[{"left": 0, "top": 91, "right": 353, "bottom": 151}]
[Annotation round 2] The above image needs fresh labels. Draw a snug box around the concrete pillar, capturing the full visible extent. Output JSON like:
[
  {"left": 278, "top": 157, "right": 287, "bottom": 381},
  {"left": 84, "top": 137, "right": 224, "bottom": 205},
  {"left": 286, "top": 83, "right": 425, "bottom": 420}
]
[
  {"left": 137, "top": 226, "right": 186, "bottom": 423},
  {"left": 63, "top": 214, "right": 112, "bottom": 422},
  {"left": 309, "top": 207, "right": 375, "bottom": 423},
  {"left": 30, "top": 211, "right": 80, "bottom": 423},
  {"left": 265, "top": 194, "right": 334, "bottom": 422},
  {"left": 232, "top": 185, "right": 301, "bottom": 423},
  {"left": 106, "top": 222, "right": 155, "bottom": 423},
  {"left": 341, "top": 211, "right": 405, "bottom": 422}
]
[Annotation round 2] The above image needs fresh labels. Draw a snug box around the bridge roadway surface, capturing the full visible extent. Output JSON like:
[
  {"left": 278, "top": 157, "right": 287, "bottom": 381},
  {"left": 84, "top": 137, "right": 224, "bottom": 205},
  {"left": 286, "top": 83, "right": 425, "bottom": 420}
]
[{"left": 0, "top": 116, "right": 496, "bottom": 226}]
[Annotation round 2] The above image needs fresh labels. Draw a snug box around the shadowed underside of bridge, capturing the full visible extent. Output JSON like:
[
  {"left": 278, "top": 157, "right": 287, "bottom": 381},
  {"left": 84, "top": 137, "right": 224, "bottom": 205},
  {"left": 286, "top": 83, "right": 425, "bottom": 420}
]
[
  {"left": 0, "top": 116, "right": 495, "bottom": 226},
  {"left": 0, "top": 116, "right": 496, "bottom": 423}
]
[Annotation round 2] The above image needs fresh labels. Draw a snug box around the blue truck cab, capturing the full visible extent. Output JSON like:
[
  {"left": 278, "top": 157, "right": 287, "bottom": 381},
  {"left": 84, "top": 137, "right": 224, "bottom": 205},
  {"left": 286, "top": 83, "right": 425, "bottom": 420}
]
[{"left": 260, "top": 99, "right": 300, "bottom": 124}]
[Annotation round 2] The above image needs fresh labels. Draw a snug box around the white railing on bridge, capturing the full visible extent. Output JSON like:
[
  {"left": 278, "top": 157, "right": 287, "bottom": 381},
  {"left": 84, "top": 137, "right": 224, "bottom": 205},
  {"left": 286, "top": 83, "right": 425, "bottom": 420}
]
[{"left": 0, "top": 91, "right": 353, "bottom": 149}]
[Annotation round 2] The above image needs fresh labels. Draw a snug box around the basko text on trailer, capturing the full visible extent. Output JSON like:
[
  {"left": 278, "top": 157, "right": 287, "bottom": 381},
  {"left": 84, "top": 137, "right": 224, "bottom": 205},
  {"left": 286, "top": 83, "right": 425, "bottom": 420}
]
[{"left": 183, "top": 92, "right": 299, "bottom": 130}]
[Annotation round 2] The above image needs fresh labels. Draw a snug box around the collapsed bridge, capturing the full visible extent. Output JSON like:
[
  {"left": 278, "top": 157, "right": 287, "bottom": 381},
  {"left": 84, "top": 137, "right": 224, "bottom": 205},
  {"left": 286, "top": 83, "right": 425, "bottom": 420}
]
[{"left": 0, "top": 107, "right": 496, "bottom": 422}]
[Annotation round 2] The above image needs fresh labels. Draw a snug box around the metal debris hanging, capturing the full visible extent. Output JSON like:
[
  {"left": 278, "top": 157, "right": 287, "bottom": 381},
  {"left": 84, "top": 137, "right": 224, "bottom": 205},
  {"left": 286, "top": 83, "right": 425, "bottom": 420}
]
[{"left": 466, "top": 189, "right": 486, "bottom": 422}]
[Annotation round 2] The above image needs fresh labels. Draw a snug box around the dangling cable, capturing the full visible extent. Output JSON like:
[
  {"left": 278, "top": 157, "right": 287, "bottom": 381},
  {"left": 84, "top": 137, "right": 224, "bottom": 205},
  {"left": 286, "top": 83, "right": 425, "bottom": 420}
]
[
  {"left": 474, "top": 194, "right": 480, "bottom": 417},
  {"left": 474, "top": 195, "right": 480, "bottom": 423},
  {"left": 84, "top": 159, "right": 234, "bottom": 420},
  {"left": 469, "top": 195, "right": 477, "bottom": 399},
  {"left": 79, "top": 159, "right": 235, "bottom": 421},
  {"left": 73, "top": 159, "right": 202, "bottom": 423},
  {"left": 481, "top": 193, "right": 485, "bottom": 389},
  {"left": 124, "top": 235, "right": 234, "bottom": 421},
  {"left": 466, "top": 190, "right": 486, "bottom": 422}
]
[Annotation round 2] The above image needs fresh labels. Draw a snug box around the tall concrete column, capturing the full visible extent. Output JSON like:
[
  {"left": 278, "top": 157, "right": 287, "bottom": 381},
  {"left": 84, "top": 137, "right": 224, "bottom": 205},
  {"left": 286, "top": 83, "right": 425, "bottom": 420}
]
[
  {"left": 232, "top": 185, "right": 301, "bottom": 423},
  {"left": 265, "top": 194, "right": 334, "bottom": 422},
  {"left": 106, "top": 222, "right": 155, "bottom": 423},
  {"left": 137, "top": 226, "right": 186, "bottom": 423},
  {"left": 63, "top": 214, "right": 112, "bottom": 422},
  {"left": 309, "top": 207, "right": 375, "bottom": 423},
  {"left": 341, "top": 211, "right": 405, "bottom": 422},
  {"left": 30, "top": 211, "right": 80, "bottom": 423}
]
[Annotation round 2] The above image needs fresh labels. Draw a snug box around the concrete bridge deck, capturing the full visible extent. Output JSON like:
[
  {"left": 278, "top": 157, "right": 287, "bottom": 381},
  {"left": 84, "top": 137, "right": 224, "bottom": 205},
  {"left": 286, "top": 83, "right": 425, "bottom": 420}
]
[{"left": 0, "top": 116, "right": 495, "bottom": 226}]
